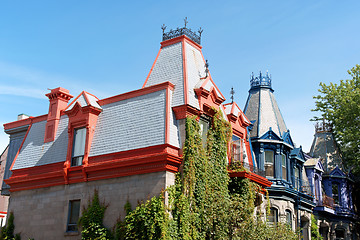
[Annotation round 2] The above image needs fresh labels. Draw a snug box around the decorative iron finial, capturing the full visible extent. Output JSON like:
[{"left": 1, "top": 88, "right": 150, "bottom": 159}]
[
  {"left": 230, "top": 87, "right": 235, "bottom": 103},
  {"left": 161, "top": 24, "right": 167, "bottom": 33},
  {"left": 205, "top": 59, "right": 209, "bottom": 78},
  {"left": 250, "top": 71, "right": 272, "bottom": 89},
  {"left": 198, "top": 27, "right": 203, "bottom": 37},
  {"left": 184, "top": 17, "right": 188, "bottom": 28}
]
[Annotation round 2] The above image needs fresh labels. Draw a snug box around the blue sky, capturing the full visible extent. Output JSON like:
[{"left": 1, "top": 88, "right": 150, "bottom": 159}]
[{"left": 1, "top": 1, "right": 359, "bottom": 154}]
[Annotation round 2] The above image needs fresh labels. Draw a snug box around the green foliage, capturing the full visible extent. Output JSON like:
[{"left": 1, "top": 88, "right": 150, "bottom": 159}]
[
  {"left": 310, "top": 214, "right": 323, "bottom": 240},
  {"left": 79, "top": 190, "right": 112, "bottom": 240},
  {"left": 123, "top": 194, "right": 169, "bottom": 240},
  {"left": 0, "top": 212, "right": 21, "bottom": 240},
  {"left": 313, "top": 64, "right": 360, "bottom": 175}
]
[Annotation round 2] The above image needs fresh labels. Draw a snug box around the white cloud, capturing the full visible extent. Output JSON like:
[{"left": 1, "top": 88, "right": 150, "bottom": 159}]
[{"left": 0, "top": 85, "right": 46, "bottom": 99}]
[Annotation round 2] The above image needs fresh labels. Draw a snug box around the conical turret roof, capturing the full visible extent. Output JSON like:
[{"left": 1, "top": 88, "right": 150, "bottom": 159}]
[{"left": 244, "top": 72, "right": 288, "bottom": 141}]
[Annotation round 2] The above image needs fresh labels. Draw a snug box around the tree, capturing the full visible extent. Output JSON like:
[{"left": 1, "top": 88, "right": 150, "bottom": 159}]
[{"left": 312, "top": 64, "right": 360, "bottom": 175}]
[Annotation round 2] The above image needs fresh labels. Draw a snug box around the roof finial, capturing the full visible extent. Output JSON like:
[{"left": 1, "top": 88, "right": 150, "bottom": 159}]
[
  {"left": 161, "top": 24, "right": 167, "bottom": 34},
  {"left": 198, "top": 27, "right": 203, "bottom": 37},
  {"left": 230, "top": 87, "right": 235, "bottom": 104},
  {"left": 205, "top": 59, "right": 209, "bottom": 78},
  {"left": 184, "top": 17, "right": 188, "bottom": 28}
]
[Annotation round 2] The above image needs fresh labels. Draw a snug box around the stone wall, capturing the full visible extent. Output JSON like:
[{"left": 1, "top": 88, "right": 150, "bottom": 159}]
[{"left": 8, "top": 171, "right": 175, "bottom": 240}]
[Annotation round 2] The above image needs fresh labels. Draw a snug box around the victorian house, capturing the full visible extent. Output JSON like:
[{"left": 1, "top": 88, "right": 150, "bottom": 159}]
[
  {"left": 2, "top": 26, "right": 271, "bottom": 239},
  {"left": 307, "top": 122, "right": 358, "bottom": 240},
  {"left": 243, "top": 72, "right": 315, "bottom": 240}
]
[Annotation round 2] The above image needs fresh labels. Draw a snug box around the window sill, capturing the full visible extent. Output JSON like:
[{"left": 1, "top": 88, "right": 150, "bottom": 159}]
[{"left": 64, "top": 231, "right": 80, "bottom": 237}]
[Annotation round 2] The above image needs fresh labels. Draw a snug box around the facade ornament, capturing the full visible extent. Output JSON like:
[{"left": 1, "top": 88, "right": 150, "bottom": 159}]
[
  {"left": 184, "top": 17, "right": 188, "bottom": 28},
  {"left": 230, "top": 87, "right": 235, "bottom": 104},
  {"left": 205, "top": 59, "right": 209, "bottom": 78}
]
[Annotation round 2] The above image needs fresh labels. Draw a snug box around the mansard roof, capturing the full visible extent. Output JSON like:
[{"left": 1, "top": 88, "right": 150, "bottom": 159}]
[
  {"left": 309, "top": 125, "right": 342, "bottom": 172},
  {"left": 143, "top": 34, "right": 225, "bottom": 111},
  {"left": 3, "top": 29, "right": 266, "bottom": 191},
  {"left": 244, "top": 72, "right": 288, "bottom": 142},
  {"left": 10, "top": 83, "right": 178, "bottom": 170}
]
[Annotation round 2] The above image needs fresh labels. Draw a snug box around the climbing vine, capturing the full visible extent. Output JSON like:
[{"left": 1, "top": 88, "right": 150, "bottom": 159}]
[
  {"left": 0, "top": 212, "right": 21, "bottom": 240},
  {"left": 78, "top": 190, "right": 112, "bottom": 240},
  {"left": 88, "top": 108, "right": 299, "bottom": 239}
]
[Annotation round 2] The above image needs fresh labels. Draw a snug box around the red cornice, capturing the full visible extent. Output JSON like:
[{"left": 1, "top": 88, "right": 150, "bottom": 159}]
[
  {"left": 160, "top": 35, "right": 202, "bottom": 50},
  {"left": 99, "top": 81, "right": 175, "bottom": 106},
  {"left": 3, "top": 114, "right": 47, "bottom": 130},
  {"left": 6, "top": 144, "right": 182, "bottom": 192},
  {"left": 172, "top": 104, "right": 200, "bottom": 120},
  {"left": 229, "top": 170, "right": 272, "bottom": 189}
]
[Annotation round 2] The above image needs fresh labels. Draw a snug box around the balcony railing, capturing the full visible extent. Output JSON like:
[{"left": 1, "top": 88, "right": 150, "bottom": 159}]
[
  {"left": 316, "top": 194, "right": 335, "bottom": 209},
  {"left": 294, "top": 177, "right": 313, "bottom": 196},
  {"left": 229, "top": 161, "right": 266, "bottom": 178}
]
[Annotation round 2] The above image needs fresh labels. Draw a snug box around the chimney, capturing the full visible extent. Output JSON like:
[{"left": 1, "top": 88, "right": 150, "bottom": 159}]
[
  {"left": 44, "top": 87, "right": 73, "bottom": 143},
  {"left": 17, "top": 114, "right": 30, "bottom": 120}
]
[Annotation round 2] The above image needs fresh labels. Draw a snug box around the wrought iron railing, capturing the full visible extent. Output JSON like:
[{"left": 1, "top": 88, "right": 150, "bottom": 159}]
[
  {"left": 316, "top": 194, "right": 334, "bottom": 209},
  {"left": 162, "top": 27, "right": 201, "bottom": 45},
  {"left": 294, "top": 177, "right": 313, "bottom": 196},
  {"left": 250, "top": 71, "right": 272, "bottom": 89}
]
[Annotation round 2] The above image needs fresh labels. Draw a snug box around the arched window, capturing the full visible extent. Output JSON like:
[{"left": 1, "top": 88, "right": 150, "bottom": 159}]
[{"left": 265, "top": 151, "right": 274, "bottom": 178}]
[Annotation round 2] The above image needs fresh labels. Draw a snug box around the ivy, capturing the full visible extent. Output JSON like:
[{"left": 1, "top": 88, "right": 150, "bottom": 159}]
[
  {"left": 0, "top": 212, "right": 21, "bottom": 240},
  {"left": 123, "top": 194, "right": 169, "bottom": 240},
  {"left": 310, "top": 214, "right": 323, "bottom": 240},
  {"left": 78, "top": 190, "right": 112, "bottom": 240}
]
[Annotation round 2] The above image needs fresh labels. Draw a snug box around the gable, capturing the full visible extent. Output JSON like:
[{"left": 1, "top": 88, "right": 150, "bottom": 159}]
[
  {"left": 282, "top": 131, "right": 294, "bottom": 147},
  {"left": 259, "top": 128, "right": 282, "bottom": 141},
  {"left": 329, "top": 166, "right": 346, "bottom": 177}
]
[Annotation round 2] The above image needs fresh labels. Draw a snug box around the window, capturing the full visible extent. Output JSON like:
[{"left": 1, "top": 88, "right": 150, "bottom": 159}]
[
  {"left": 71, "top": 128, "right": 86, "bottom": 166},
  {"left": 282, "top": 154, "right": 287, "bottom": 180},
  {"left": 265, "top": 151, "right": 274, "bottom": 177},
  {"left": 67, "top": 200, "right": 81, "bottom": 232},
  {"left": 294, "top": 166, "right": 300, "bottom": 190},
  {"left": 335, "top": 229, "right": 345, "bottom": 239},
  {"left": 268, "top": 207, "right": 278, "bottom": 225},
  {"left": 199, "top": 118, "right": 209, "bottom": 146},
  {"left": 285, "top": 210, "right": 292, "bottom": 228},
  {"left": 232, "top": 139, "right": 241, "bottom": 162},
  {"left": 332, "top": 183, "right": 339, "bottom": 205}
]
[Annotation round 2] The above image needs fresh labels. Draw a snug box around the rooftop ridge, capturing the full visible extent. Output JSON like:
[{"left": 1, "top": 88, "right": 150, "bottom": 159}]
[{"left": 250, "top": 71, "right": 272, "bottom": 90}]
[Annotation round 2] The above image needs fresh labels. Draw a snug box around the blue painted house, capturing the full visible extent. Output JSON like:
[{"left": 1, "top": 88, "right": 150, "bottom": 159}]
[
  {"left": 244, "top": 72, "right": 315, "bottom": 239},
  {"left": 308, "top": 122, "right": 358, "bottom": 240}
]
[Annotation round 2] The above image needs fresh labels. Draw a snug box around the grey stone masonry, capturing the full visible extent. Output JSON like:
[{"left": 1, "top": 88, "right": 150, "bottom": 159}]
[{"left": 8, "top": 171, "right": 174, "bottom": 240}]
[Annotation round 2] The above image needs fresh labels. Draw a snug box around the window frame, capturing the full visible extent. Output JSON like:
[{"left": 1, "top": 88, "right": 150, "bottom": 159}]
[
  {"left": 71, "top": 127, "right": 86, "bottom": 167},
  {"left": 285, "top": 209, "right": 292, "bottom": 228},
  {"left": 281, "top": 154, "right": 287, "bottom": 181},
  {"left": 264, "top": 150, "right": 274, "bottom": 178},
  {"left": 66, "top": 199, "right": 81, "bottom": 232},
  {"left": 268, "top": 207, "right": 278, "bottom": 225}
]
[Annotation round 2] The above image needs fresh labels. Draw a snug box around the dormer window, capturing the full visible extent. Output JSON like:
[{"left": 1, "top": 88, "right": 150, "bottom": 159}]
[
  {"left": 71, "top": 128, "right": 86, "bottom": 166},
  {"left": 265, "top": 150, "right": 274, "bottom": 178}
]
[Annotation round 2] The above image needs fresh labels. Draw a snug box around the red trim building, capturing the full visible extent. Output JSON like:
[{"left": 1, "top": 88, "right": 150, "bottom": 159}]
[{"left": 2, "top": 27, "right": 270, "bottom": 239}]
